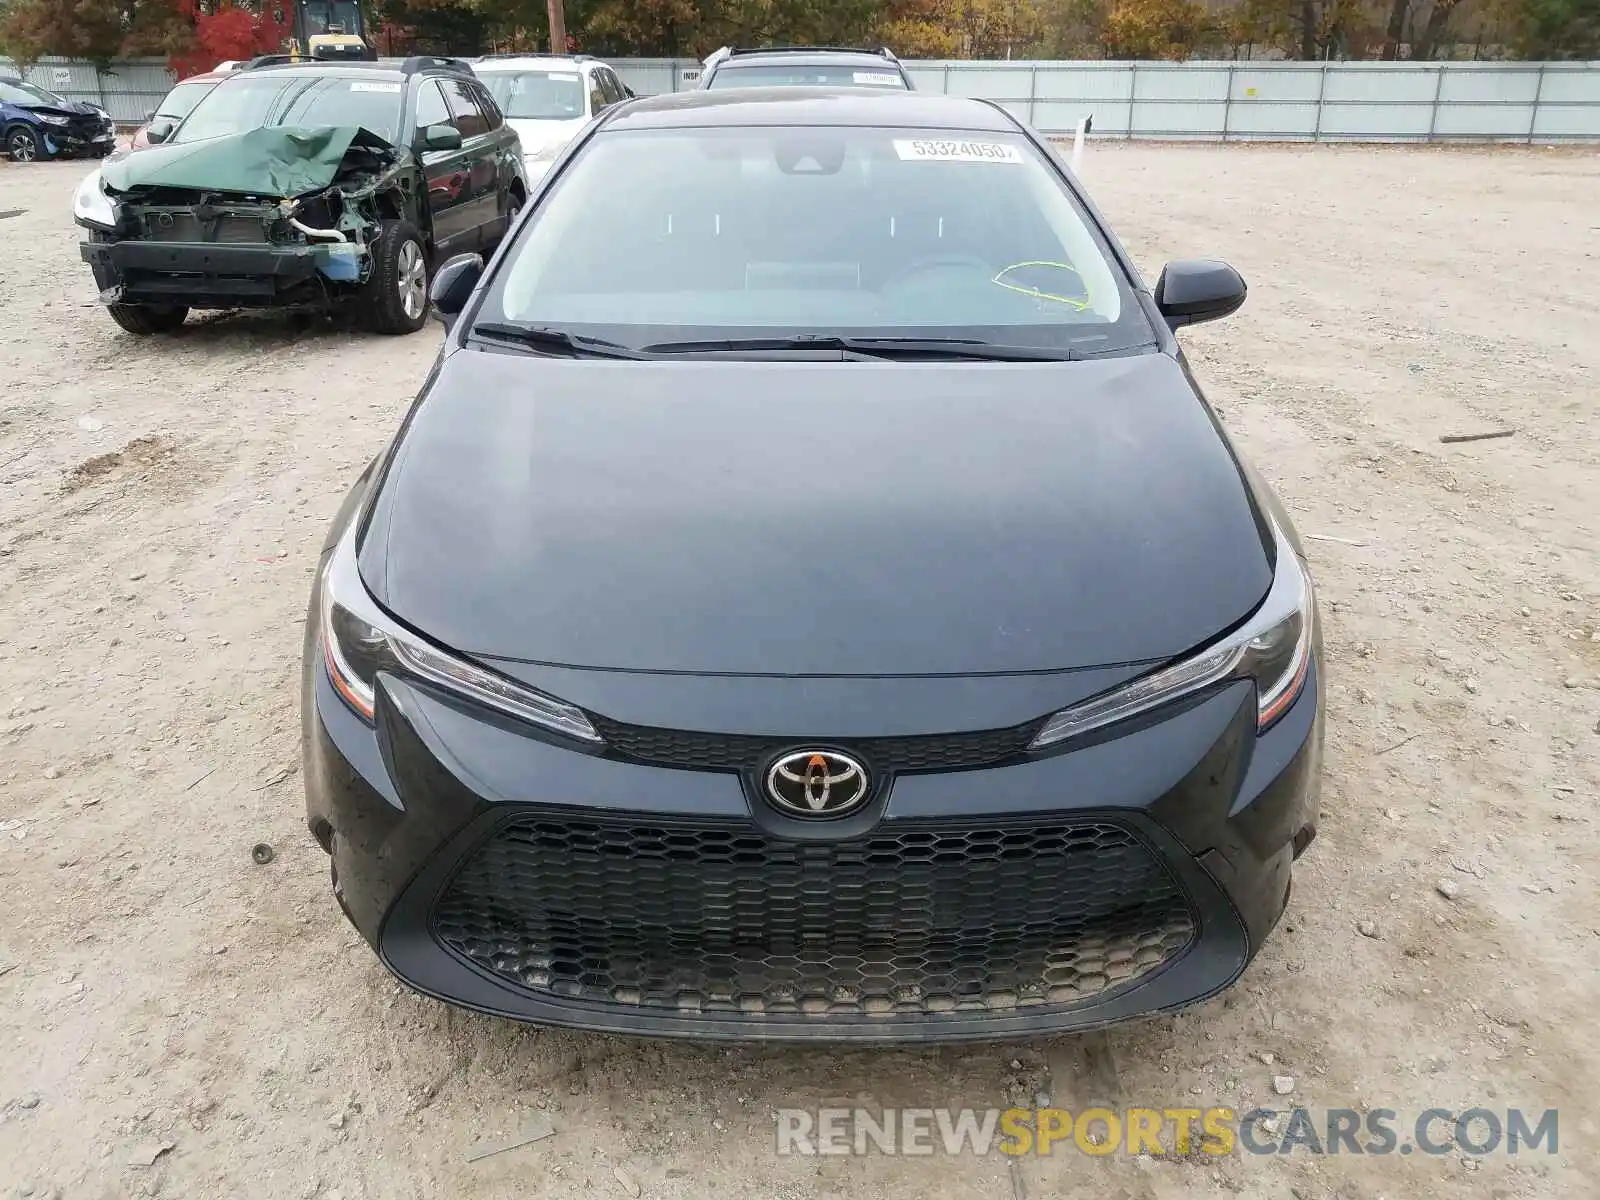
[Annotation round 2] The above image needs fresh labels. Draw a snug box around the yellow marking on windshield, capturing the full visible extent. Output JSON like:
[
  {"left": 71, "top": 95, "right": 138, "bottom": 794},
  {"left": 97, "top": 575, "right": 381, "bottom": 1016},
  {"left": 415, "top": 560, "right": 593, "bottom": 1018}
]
[{"left": 991, "top": 261, "right": 1092, "bottom": 310}]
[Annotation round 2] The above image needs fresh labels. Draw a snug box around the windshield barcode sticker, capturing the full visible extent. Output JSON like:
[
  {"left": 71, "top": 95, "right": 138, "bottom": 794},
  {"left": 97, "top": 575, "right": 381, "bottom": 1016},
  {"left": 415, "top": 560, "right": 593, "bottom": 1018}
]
[
  {"left": 893, "top": 139, "right": 1023, "bottom": 164},
  {"left": 349, "top": 82, "right": 402, "bottom": 93},
  {"left": 853, "top": 71, "right": 901, "bottom": 86}
]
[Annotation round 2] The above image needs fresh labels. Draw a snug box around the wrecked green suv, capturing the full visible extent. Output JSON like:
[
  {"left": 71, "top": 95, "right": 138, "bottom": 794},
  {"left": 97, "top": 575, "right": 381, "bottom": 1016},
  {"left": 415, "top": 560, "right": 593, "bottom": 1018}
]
[{"left": 73, "top": 57, "right": 528, "bottom": 335}]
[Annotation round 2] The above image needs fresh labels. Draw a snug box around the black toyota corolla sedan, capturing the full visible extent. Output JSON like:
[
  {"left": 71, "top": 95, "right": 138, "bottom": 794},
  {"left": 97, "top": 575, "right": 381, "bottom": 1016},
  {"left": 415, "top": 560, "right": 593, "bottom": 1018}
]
[{"left": 302, "top": 88, "right": 1323, "bottom": 1041}]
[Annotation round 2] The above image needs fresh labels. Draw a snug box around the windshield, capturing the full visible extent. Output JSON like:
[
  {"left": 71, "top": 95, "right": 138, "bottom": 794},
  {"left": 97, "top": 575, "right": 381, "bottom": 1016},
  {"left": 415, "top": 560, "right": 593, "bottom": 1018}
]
[
  {"left": 484, "top": 127, "right": 1150, "bottom": 355},
  {"left": 481, "top": 70, "right": 586, "bottom": 120},
  {"left": 157, "top": 80, "right": 217, "bottom": 121},
  {"left": 174, "top": 74, "right": 403, "bottom": 144},
  {"left": 301, "top": 0, "right": 362, "bottom": 35},
  {"left": 706, "top": 64, "right": 906, "bottom": 90},
  {"left": 0, "top": 79, "right": 68, "bottom": 106}
]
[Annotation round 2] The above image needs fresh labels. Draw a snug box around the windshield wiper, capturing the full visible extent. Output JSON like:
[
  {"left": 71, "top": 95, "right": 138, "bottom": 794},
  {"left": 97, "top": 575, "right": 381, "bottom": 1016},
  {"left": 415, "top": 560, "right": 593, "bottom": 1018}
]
[
  {"left": 472, "top": 322, "right": 651, "bottom": 360},
  {"left": 638, "top": 334, "right": 1080, "bottom": 361}
]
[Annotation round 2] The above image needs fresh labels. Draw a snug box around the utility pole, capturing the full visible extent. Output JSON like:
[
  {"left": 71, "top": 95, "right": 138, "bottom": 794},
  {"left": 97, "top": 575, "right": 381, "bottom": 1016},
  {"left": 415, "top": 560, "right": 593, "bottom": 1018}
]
[{"left": 547, "top": 0, "right": 567, "bottom": 53}]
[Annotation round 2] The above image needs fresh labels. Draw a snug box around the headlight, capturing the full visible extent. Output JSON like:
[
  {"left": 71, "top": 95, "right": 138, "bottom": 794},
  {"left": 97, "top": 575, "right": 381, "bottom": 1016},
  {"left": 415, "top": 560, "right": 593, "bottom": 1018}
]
[
  {"left": 1030, "top": 517, "right": 1314, "bottom": 749},
  {"left": 527, "top": 140, "right": 566, "bottom": 164},
  {"left": 72, "top": 169, "right": 119, "bottom": 229},
  {"left": 318, "top": 534, "right": 600, "bottom": 744},
  {"left": 39, "top": 113, "right": 70, "bottom": 126}
]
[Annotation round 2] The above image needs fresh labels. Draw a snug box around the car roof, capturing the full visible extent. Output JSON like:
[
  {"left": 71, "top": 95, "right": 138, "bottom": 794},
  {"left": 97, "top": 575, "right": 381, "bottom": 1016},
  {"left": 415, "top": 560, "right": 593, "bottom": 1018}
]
[
  {"left": 713, "top": 50, "right": 900, "bottom": 69},
  {"left": 240, "top": 63, "right": 408, "bottom": 79},
  {"left": 607, "top": 89, "right": 1016, "bottom": 133},
  {"left": 473, "top": 56, "right": 595, "bottom": 72}
]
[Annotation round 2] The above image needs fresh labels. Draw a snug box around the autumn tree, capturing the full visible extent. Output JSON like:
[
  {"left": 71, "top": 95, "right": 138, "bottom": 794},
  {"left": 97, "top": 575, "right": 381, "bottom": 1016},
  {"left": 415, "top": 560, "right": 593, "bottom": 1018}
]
[
  {"left": 0, "top": 0, "right": 127, "bottom": 65},
  {"left": 1101, "top": 0, "right": 1204, "bottom": 57},
  {"left": 1509, "top": 0, "right": 1600, "bottom": 54},
  {"left": 585, "top": 0, "right": 698, "bottom": 54},
  {"left": 1035, "top": 0, "right": 1111, "bottom": 56},
  {"left": 873, "top": 0, "right": 961, "bottom": 55}
]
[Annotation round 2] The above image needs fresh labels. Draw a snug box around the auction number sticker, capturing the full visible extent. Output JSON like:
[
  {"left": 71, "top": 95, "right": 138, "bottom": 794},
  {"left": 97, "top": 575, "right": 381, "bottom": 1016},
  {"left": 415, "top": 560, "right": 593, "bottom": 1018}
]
[
  {"left": 349, "top": 82, "right": 403, "bottom": 93},
  {"left": 893, "top": 139, "right": 1023, "bottom": 164},
  {"left": 853, "top": 71, "right": 902, "bottom": 86}
]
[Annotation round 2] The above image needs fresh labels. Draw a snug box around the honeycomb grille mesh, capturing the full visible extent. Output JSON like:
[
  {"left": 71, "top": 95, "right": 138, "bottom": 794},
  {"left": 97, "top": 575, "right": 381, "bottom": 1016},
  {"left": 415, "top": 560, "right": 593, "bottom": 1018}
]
[
  {"left": 588, "top": 715, "right": 1043, "bottom": 774},
  {"left": 431, "top": 814, "right": 1197, "bottom": 1020}
]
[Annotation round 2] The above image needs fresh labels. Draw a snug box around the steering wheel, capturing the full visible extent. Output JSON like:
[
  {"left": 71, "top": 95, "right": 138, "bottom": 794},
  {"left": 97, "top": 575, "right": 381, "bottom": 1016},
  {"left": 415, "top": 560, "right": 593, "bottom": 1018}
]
[{"left": 880, "top": 255, "right": 993, "bottom": 292}]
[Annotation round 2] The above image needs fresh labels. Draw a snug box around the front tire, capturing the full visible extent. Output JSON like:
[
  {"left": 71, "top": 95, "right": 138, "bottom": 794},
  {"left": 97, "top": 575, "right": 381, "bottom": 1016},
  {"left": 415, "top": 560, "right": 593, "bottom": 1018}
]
[
  {"left": 357, "top": 220, "right": 429, "bottom": 335},
  {"left": 5, "top": 125, "right": 43, "bottom": 163},
  {"left": 496, "top": 186, "right": 525, "bottom": 247},
  {"left": 108, "top": 304, "right": 189, "bottom": 335}
]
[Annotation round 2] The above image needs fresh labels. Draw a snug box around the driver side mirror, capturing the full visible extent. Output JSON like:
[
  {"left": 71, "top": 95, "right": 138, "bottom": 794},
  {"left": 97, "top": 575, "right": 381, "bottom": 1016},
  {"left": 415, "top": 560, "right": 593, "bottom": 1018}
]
[
  {"left": 422, "top": 123, "right": 462, "bottom": 151},
  {"left": 1154, "top": 260, "right": 1247, "bottom": 329},
  {"left": 429, "top": 253, "right": 483, "bottom": 328},
  {"left": 146, "top": 119, "right": 175, "bottom": 145}
]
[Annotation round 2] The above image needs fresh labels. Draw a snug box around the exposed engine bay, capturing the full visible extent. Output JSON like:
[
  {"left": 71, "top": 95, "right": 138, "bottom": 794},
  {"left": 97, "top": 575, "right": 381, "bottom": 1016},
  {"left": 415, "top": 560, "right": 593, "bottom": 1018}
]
[{"left": 85, "top": 127, "right": 417, "bottom": 307}]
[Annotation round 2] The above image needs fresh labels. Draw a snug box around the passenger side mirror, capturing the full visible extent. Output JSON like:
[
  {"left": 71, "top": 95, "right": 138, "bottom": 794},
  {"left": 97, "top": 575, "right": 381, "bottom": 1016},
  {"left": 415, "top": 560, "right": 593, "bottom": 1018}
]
[
  {"left": 423, "top": 123, "right": 462, "bottom": 152},
  {"left": 429, "top": 253, "right": 483, "bottom": 328},
  {"left": 146, "top": 119, "right": 176, "bottom": 145},
  {"left": 1154, "top": 260, "right": 1247, "bottom": 329}
]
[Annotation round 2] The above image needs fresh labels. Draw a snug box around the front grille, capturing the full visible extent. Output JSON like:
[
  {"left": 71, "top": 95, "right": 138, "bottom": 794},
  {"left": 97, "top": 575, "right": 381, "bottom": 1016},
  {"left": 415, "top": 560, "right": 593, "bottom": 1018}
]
[
  {"left": 589, "top": 714, "right": 1043, "bottom": 774},
  {"left": 58, "top": 117, "right": 103, "bottom": 141},
  {"left": 431, "top": 814, "right": 1197, "bottom": 1020}
]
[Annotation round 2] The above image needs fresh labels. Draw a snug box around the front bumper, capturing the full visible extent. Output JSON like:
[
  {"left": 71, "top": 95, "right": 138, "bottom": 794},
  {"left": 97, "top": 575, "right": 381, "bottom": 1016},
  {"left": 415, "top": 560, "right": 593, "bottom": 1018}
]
[
  {"left": 80, "top": 239, "right": 328, "bottom": 308},
  {"left": 303, "top": 609, "right": 1323, "bottom": 1042},
  {"left": 43, "top": 125, "right": 114, "bottom": 157}
]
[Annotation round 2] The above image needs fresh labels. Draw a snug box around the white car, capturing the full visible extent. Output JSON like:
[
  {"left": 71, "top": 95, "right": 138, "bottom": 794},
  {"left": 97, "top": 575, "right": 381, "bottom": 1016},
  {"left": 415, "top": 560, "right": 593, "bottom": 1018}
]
[{"left": 471, "top": 54, "right": 632, "bottom": 180}]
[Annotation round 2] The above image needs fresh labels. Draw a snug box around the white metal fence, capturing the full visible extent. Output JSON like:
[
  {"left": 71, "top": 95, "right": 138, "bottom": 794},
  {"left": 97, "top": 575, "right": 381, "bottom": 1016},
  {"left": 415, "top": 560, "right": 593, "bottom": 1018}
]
[
  {"left": 0, "top": 57, "right": 179, "bottom": 126},
  {"left": 615, "top": 58, "right": 1600, "bottom": 142},
  {"left": 5, "top": 54, "right": 1598, "bottom": 142}
]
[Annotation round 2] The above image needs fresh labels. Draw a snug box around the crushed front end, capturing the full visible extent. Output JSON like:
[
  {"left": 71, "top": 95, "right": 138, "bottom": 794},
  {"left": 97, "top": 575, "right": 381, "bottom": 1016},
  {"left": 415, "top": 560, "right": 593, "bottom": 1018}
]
[{"left": 77, "top": 126, "right": 410, "bottom": 312}]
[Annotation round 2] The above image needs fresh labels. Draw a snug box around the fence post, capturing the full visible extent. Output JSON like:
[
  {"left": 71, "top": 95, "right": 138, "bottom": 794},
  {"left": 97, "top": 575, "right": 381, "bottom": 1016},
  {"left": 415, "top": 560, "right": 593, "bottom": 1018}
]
[
  {"left": 1222, "top": 63, "right": 1235, "bottom": 142},
  {"left": 1427, "top": 64, "right": 1444, "bottom": 143},
  {"left": 1127, "top": 61, "right": 1137, "bottom": 140},
  {"left": 1527, "top": 62, "right": 1547, "bottom": 144},
  {"left": 1313, "top": 61, "right": 1327, "bottom": 142},
  {"left": 1027, "top": 61, "right": 1038, "bottom": 127},
  {"left": 942, "top": 61, "right": 951, "bottom": 97}
]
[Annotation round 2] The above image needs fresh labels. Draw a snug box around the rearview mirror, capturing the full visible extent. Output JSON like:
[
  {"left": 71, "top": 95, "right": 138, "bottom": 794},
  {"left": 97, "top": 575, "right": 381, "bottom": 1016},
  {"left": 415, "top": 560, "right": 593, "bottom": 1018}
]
[
  {"left": 423, "top": 123, "right": 462, "bottom": 151},
  {"left": 1154, "top": 260, "right": 1247, "bottom": 329},
  {"left": 146, "top": 119, "right": 175, "bottom": 145},
  {"left": 429, "top": 253, "right": 483, "bottom": 327}
]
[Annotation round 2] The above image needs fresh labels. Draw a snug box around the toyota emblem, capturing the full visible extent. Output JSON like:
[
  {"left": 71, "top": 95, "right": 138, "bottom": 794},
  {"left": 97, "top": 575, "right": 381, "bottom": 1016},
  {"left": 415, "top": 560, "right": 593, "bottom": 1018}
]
[{"left": 765, "top": 750, "right": 870, "bottom": 817}]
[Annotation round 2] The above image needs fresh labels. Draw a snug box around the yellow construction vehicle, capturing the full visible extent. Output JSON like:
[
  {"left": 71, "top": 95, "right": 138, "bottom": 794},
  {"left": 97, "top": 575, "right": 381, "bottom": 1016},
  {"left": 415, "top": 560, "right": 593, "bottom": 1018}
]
[{"left": 283, "top": 0, "right": 376, "bottom": 62}]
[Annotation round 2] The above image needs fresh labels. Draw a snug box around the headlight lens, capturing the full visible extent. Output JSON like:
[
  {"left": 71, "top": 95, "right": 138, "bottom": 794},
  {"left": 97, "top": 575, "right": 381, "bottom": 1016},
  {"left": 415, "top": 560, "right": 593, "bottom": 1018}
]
[
  {"left": 318, "top": 536, "right": 600, "bottom": 744},
  {"left": 528, "top": 140, "right": 566, "bottom": 164},
  {"left": 72, "top": 169, "right": 119, "bottom": 229},
  {"left": 1029, "top": 517, "right": 1314, "bottom": 749}
]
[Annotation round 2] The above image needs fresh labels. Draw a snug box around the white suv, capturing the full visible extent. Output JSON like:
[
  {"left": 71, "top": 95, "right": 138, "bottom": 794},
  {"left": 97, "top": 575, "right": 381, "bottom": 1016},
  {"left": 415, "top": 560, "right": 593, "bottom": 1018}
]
[{"left": 471, "top": 54, "right": 632, "bottom": 178}]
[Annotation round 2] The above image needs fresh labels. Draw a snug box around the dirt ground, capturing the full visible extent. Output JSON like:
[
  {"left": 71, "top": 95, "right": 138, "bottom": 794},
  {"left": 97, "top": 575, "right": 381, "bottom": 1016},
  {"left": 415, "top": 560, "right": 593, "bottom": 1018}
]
[{"left": 1, "top": 141, "right": 1597, "bottom": 1200}]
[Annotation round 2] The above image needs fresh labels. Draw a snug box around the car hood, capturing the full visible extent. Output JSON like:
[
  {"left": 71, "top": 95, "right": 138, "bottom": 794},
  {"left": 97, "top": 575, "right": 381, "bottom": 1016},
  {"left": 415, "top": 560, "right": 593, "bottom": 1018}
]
[
  {"left": 100, "top": 125, "right": 399, "bottom": 198},
  {"left": 361, "top": 349, "right": 1272, "bottom": 677},
  {"left": 19, "top": 100, "right": 101, "bottom": 118},
  {"left": 507, "top": 117, "right": 584, "bottom": 155}
]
